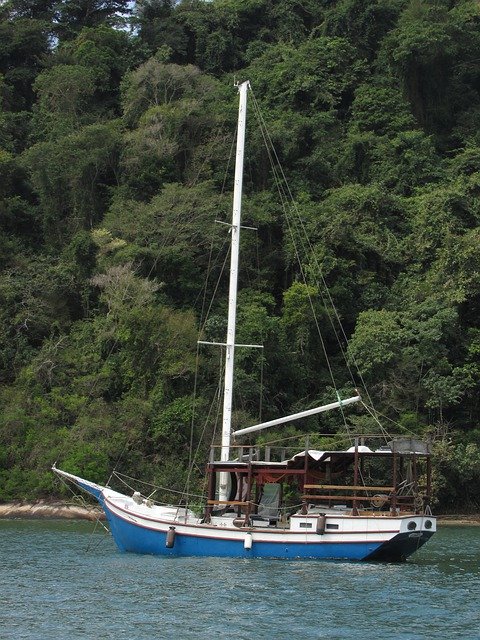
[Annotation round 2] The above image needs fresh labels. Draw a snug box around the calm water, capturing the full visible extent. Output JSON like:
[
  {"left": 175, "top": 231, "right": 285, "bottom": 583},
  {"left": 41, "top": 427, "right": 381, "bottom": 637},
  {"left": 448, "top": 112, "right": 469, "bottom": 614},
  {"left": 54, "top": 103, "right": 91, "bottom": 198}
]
[{"left": 0, "top": 520, "right": 479, "bottom": 640}]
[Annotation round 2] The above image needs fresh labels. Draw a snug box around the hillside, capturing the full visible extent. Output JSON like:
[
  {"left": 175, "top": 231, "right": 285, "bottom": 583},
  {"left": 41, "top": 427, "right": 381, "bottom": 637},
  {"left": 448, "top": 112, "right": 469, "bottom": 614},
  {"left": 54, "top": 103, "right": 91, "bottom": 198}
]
[{"left": 1, "top": 0, "right": 479, "bottom": 511}]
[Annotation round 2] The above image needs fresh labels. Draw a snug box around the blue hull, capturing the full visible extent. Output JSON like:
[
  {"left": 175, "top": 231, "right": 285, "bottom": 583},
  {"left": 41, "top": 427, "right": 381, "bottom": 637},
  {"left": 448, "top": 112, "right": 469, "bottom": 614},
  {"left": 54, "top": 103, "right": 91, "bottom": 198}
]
[
  {"left": 70, "top": 473, "right": 433, "bottom": 562},
  {"left": 102, "top": 502, "right": 387, "bottom": 560}
]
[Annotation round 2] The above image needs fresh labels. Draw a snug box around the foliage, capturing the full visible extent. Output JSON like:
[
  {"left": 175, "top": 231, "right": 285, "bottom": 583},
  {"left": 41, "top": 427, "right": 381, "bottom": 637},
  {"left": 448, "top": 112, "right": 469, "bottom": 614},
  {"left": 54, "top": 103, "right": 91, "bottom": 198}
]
[
  {"left": 432, "top": 436, "right": 480, "bottom": 511},
  {"left": 1, "top": 0, "right": 480, "bottom": 513},
  {"left": 21, "top": 121, "right": 122, "bottom": 241}
]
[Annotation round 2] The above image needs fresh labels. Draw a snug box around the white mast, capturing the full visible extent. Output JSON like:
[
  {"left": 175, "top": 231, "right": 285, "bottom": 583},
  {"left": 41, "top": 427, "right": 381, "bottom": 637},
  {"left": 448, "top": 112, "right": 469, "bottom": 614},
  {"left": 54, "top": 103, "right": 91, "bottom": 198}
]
[{"left": 218, "top": 80, "right": 249, "bottom": 502}]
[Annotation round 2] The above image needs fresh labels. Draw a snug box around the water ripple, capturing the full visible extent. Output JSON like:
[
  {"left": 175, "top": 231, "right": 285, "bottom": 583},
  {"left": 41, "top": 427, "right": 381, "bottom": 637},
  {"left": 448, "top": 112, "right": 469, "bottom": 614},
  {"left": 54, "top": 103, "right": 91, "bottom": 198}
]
[{"left": 0, "top": 521, "right": 479, "bottom": 640}]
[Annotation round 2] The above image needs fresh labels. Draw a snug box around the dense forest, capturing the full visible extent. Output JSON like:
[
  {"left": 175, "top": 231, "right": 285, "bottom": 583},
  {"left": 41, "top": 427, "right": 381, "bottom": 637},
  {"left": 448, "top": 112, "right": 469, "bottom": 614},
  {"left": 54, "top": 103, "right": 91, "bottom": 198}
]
[{"left": 1, "top": 0, "right": 480, "bottom": 511}]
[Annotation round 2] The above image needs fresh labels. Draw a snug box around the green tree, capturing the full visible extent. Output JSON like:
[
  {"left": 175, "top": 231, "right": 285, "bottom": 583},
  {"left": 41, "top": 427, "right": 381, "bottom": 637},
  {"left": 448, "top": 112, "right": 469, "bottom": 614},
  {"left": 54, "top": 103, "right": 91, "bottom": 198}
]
[
  {"left": 32, "top": 64, "right": 97, "bottom": 138},
  {"left": 132, "top": 0, "right": 188, "bottom": 62},
  {"left": 1, "top": 0, "right": 56, "bottom": 21},
  {"left": 58, "top": 25, "right": 134, "bottom": 114},
  {"left": 323, "top": 0, "right": 405, "bottom": 60},
  {"left": 101, "top": 181, "right": 224, "bottom": 305},
  {"left": 380, "top": 0, "right": 480, "bottom": 143},
  {"left": 0, "top": 16, "right": 51, "bottom": 111},
  {"left": 55, "top": 0, "right": 132, "bottom": 40},
  {"left": 348, "top": 300, "right": 462, "bottom": 422},
  {"left": 21, "top": 121, "right": 121, "bottom": 241}
]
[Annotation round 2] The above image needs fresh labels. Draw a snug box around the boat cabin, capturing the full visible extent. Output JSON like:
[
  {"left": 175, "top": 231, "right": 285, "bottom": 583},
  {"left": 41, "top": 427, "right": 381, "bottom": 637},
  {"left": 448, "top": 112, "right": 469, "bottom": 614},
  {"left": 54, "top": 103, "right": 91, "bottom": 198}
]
[{"left": 204, "top": 436, "right": 433, "bottom": 526}]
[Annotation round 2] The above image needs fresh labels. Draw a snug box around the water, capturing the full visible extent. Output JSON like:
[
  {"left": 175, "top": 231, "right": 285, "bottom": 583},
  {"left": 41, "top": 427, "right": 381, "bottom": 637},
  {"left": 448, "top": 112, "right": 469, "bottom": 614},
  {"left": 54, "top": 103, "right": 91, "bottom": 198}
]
[{"left": 0, "top": 520, "right": 479, "bottom": 640}]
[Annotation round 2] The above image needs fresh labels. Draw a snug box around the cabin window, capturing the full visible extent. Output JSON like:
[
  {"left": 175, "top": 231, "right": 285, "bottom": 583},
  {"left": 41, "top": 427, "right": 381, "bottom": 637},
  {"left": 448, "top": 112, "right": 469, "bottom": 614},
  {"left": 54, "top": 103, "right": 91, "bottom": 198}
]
[
  {"left": 299, "top": 522, "right": 313, "bottom": 529},
  {"left": 326, "top": 524, "right": 339, "bottom": 530}
]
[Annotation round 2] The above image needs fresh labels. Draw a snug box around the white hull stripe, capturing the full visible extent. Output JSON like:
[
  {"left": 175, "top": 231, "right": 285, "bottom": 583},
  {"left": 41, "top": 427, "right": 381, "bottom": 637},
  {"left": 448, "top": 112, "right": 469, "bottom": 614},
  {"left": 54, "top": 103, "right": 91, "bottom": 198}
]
[{"left": 104, "top": 495, "right": 402, "bottom": 544}]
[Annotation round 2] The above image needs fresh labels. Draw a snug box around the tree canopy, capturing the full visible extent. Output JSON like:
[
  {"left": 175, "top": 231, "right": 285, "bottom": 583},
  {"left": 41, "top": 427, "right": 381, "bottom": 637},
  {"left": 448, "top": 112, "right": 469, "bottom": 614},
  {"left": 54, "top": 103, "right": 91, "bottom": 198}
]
[{"left": 1, "top": 0, "right": 480, "bottom": 511}]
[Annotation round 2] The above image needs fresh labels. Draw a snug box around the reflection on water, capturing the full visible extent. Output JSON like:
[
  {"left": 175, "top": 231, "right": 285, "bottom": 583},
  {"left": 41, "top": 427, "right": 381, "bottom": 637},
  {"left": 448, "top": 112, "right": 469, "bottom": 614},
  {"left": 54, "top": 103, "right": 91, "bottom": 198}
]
[{"left": 0, "top": 520, "right": 479, "bottom": 639}]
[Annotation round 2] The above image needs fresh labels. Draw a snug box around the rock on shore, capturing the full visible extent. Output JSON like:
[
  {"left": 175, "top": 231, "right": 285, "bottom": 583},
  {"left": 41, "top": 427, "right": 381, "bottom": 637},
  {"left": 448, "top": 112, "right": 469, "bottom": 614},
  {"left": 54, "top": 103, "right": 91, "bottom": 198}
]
[{"left": 0, "top": 501, "right": 105, "bottom": 521}]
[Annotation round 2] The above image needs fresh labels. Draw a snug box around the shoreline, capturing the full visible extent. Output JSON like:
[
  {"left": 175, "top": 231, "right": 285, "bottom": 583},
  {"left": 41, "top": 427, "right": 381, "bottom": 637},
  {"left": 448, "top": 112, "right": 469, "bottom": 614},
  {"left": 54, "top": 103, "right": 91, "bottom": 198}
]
[
  {"left": 0, "top": 501, "right": 479, "bottom": 524},
  {"left": 0, "top": 500, "right": 105, "bottom": 521},
  {"left": 436, "top": 514, "right": 480, "bottom": 526}
]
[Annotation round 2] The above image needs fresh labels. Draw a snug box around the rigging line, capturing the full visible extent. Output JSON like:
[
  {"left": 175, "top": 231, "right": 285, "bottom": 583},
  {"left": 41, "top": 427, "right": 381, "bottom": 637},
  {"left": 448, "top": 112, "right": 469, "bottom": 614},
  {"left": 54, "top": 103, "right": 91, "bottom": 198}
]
[
  {"left": 197, "top": 234, "right": 216, "bottom": 329},
  {"left": 250, "top": 95, "right": 325, "bottom": 325},
  {"left": 361, "top": 401, "right": 391, "bottom": 442},
  {"left": 357, "top": 466, "right": 377, "bottom": 495},
  {"left": 106, "top": 438, "right": 131, "bottom": 487},
  {"left": 249, "top": 102, "right": 289, "bottom": 206},
  {"left": 250, "top": 93, "right": 372, "bottom": 432},
  {"left": 280, "top": 240, "right": 353, "bottom": 435},
  {"left": 197, "top": 359, "right": 224, "bottom": 501},
  {"left": 144, "top": 193, "right": 208, "bottom": 283},
  {"left": 187, "top": 353, "right": 225, "bottom": 501},
  {"left": 54, "top": 474, "right": 110, "bottom": 535},
  {"left": 197, "top": 236, "right": 230, "bottom": 334},
  {"left": 251, "top": 92, "right": 349, "bottom": 431},
  {"left": 249, "top": 99, "right": 322, "bottom": 295},
  {"left": 257, "top": 431, "right": 354, "bottom": 449},
  {"left": 112, "top": 470, "right": 205, "bottom": 500},
  {"left": 188, "top": 179, "right": 231, "bottom": 324},
  {"left": 251, "top": 94, "right": 374, "bottom": 409},
  {"left": 259, "top": 346, "right": 264, "bottom": 424},
  {"left": 211, "top": 348, "right": 224, "bottom": 448},
  {"left": 288, "top": 241, "right": 359, "bottom": 390},
  {"left": 184, "top": 330, "right": 224, "bottom": 503},
  {"left": 248, "top": 94, "right": 326, "bottom": 276},
  {"left": 184, "top": 232, "right": 220, "bottom": 505},
  {"left": 306, "top": 261, "right": 377, "bottom": 411},
  {"left": 191, "top": 229, "right": 230, "bottom": 313},
  {"left": 183, "top": 352, "right": 225, "bottom": 503},
  {"left": 361, "top": 401, "right": 418, "bottom": 439},
  {"left": 221, "top": 124, "right": 237, "bottom": 196},
  {"left": 85, "top": 518, "right": 111, "bottom": 553},
  {"left": 254, "top": 229, "right": 265, "bottom": 425},
  {"left": 184, "top": 342, "right": 202, "bottom": 510},
  {"left": 188, "top": 384, "right": 221, "bottom": 503}
]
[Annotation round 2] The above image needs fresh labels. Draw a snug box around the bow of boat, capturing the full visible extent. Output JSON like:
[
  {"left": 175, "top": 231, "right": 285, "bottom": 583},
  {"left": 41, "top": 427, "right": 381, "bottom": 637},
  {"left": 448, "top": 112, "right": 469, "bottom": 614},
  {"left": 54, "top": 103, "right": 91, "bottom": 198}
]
[{"left": 52, "top": 465, "right": 106, "bottom": 502}]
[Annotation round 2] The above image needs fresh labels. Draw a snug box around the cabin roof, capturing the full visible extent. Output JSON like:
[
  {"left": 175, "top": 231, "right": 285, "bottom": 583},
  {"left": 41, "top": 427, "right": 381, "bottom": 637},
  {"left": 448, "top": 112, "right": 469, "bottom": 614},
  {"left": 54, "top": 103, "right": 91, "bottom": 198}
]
[{"left": 210, "top": 440, "right": 431, "bottom": 472}]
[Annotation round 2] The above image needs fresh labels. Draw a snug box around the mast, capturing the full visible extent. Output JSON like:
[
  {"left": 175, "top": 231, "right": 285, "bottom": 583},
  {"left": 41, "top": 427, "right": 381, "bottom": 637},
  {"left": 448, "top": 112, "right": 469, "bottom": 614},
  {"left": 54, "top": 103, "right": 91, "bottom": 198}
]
[{"left": 218, "top": 80, "right": 249, "bottom": 502}]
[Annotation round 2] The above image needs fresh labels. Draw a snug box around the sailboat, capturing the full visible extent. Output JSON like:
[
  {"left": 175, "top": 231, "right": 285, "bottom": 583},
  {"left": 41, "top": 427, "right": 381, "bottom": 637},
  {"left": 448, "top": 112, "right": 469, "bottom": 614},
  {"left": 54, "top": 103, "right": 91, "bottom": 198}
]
[{"left": 53, "top": 81, "right": 436, "bottom": 561}]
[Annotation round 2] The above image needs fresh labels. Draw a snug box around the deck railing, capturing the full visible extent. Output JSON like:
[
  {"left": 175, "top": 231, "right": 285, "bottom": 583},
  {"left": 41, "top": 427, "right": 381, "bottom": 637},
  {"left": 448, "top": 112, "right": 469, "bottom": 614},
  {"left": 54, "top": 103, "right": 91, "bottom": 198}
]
[{"left": 302, "top": 483, "right": 427, "bottom": 513}]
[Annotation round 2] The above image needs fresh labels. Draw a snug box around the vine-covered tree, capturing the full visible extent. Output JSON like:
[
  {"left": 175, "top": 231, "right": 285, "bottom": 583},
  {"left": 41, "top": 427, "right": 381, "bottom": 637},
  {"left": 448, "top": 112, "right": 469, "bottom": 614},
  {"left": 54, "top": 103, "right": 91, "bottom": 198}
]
[
  {"left": 54, "top": 0, "right": 132, "bottom": 39},
  {"left": 1, "top": 0, "right": 480, "bottom": 510}
]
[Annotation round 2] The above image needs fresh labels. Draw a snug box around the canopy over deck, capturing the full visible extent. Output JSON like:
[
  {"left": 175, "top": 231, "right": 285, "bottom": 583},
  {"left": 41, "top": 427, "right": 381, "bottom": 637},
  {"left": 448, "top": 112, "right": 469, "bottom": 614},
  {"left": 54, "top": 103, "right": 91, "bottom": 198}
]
[{"left": 209, "top": 438, "right": 431, "bottom": 474}]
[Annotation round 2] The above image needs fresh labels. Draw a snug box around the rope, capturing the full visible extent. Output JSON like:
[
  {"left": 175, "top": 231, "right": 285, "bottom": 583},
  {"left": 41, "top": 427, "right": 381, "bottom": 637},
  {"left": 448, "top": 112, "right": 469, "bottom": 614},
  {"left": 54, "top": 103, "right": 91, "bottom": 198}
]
[
  {"left": 250, "top": 89, "right": 349, "bottom": 431},
  {"left": 249, "top": 87, "right": 395, "bottom": 440},
  {"left": 53, "top": 473, "right": 110, "bottom": 551},
  {"left": 361, "top": 402, "right": 392, "bottom": 442},
  {"left": 182, "top": 124, "right": 238, "bottom": 509},
  {"left": 85, "top": 518, "right": 110, "bottom": 553},
  {"left": 113, "top": 470, "right": 205, "bottom": 502},
  {"left": 106, "top": 438, "right": 131, "bottom": 487},
  {"left": 361, "top": 401, "right": 418, "bottom": 438}
]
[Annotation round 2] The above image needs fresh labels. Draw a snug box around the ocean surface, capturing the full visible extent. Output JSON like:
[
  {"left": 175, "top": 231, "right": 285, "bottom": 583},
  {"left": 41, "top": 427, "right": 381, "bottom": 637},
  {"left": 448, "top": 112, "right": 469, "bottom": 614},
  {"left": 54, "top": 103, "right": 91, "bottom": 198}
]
[{"left": 0, "top": 520, "right": 479, "bottom": 640}]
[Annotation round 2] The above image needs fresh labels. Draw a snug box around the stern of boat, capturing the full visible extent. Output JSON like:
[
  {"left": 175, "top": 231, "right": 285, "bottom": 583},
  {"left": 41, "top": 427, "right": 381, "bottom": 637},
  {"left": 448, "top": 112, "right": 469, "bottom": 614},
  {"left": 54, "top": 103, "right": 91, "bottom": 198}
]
[{"left": 364, "top": 514, "right": 437, "bottom": 561}]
